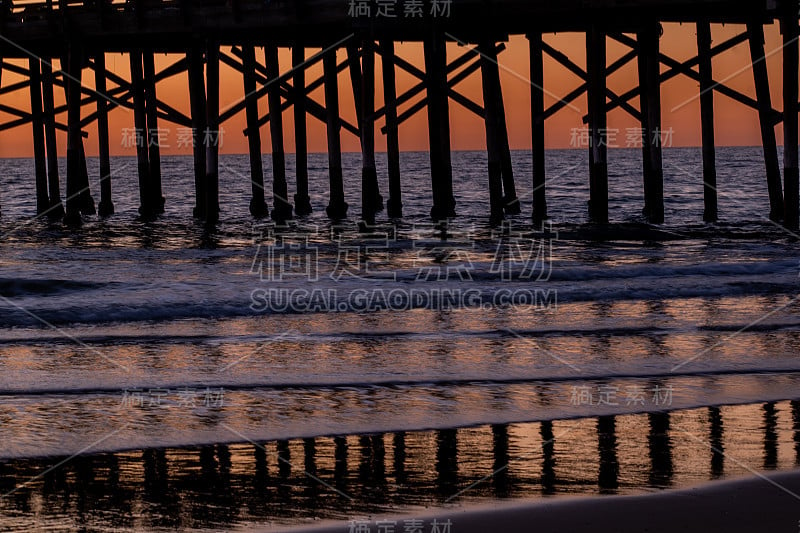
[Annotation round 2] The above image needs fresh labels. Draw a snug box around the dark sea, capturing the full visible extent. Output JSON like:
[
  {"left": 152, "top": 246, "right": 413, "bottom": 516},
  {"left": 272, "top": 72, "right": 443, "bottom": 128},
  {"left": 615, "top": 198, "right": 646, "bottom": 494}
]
[{"left": 0, "top": 148, "right": 798, "bottom": 531}]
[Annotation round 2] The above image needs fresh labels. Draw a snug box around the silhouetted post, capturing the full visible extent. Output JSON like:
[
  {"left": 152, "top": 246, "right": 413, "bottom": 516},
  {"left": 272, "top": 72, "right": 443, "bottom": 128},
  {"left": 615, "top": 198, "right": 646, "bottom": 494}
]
[
  {"left": 587, "top": 26, "right": 609, "bottom": 223},
  {"left": 130, "top": 49, "right": 153, "bottom": 218},
  {"left": 242, "top": 45, "right": 268, "bottom": 218},
  {"left": 143, "top": 50, "right": 164, "bottom": 214},
  {"left": 323, "top": 49, "right": 348, "bottom": 219},
  {"left": 393, "top": 432, "right": 406, "bottom": 484},
  {"left": 95, "top": 52, "right": 114, "bottom": 216},
  {"left": 359, "top": 39, "right": 380, "bottom": 227},
  {"left": 792, "top": 400, "right": 800, "bottom": 466},
  {"left": 381, "top": 40, "right": 402, "bottom": 218},
  {"left": 648, "top": 411, "right": 674, "bottom": 487},
  {"left": 435, "top": 429, "right": 458, "bottom": 494},
  {"left": 638, "top": 23, "right": 664, "bottom": 224},
  {"left": 29, "top": 57, "right": 49, "bottom": 214},
  {"left": 265, "top": 43, "right": 292, "bottom": 222},
  {"left": 697, "top": 21, "right": 717, "bottom": 222},
  {"left": 188, "top": 46, "right": 207, "bottom": 219},
  {"left": 748, "top": 21, "right": 784, "bottom": 221},
  {"left": 205, "top": 41, "right": 220, "bottom": 224},
  {"left": 424, "top": 31, "right": 455, "bottom": 220},
  {"left": 277, "top": 440, "right": 291, "bottom": 479},
  {"left": 782, "top": 12, "right": 799, "bottom": 231},
  {"left": 334, "top": 436, "right": 348, "bottom": 491},
  {"left": 529, "top": 32, "right": 548, "bottom": 223},
  {"left": 492, "top": 424, "right": 510, "bottom": 496},
  {"left": 540, "top": 420, "right": 556, "bottom": 494},
  {"left": 709, "top": 406, "right": 725, "bottom": 478},
  {"left": 597, "top": 416, "right": 619, "bottom": 493},
  {"left": 64, "top": 46, "right": 83, "bottom": 225},
  {"left": 496, "top": 72, "right": 519, "bottom": 215},
  {"left": 347, "top": 43, "right": 363, "bottom": 129},
  {"left": 479, "top": 40, "right": 505, "bottom": 225},
  {"left": 293, "top": 44, "right": 312, "bottom": 216},
  {"left": 764, "top": 402, "right": 778, "bottom": 469},
  {"left": 41, "top": 60, "right": 63, "bottom": 217},
  {"left": 78, "top": 140, "right": 95, "bottom": 215}
]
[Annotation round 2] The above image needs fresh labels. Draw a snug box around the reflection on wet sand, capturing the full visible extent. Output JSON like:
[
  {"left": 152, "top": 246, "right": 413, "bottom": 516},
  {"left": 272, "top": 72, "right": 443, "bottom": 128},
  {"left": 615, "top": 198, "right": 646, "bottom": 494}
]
[{"left": 0, "top": 400, "right": 798, "bottom": 530}]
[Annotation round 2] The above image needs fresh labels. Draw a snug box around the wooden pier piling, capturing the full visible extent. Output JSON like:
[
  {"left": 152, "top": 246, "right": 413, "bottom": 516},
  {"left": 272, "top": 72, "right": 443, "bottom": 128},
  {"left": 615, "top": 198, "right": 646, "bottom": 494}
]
[
  {"left": 78, "top": 139, "right": 95, "bottom": 215},
  {"left": 586, "top": 26, "right": 609, "bottom": 224},
  {"left": 748, "top": 21, "right": 784, "bottom": 221},
  {"left": 529, "top": 32, "right": 548, "bottom": 223},
  {"left": 205, "top": 41, "right": 221, "bottom": 224},
  {"left": 242, "top": 45, "right": 268, "bottom": 218},
  {"left": 638, "top": 23, "right": 665, "bottom": 224},
  {"left": 782, "top": 12, "right": 799, "bottom": 231},
  {"left": 130, "top": 49, "right": 154, "bottom": 218},
  {"left": 265, "top": 43, "right": 292, "bottom": 222},
  {"left": 41, "top": 60, "right": 63, "bottom": 218},
  {"left": 323, "top": 49, "right": 348, "bottom": 220},
  {"left": 480, "top": 40, "right": 506, "bottom": 225},
  {"left": 188, "top": 46, "right": 207, "bottom": 220},
  {"left": 359, "top": 39, "right": 380, "bottom": 226},
  {"left": 28, "top": 57, "right": 49, "bottom": 215},
  {"left": 292, "top": 44, "right": 312, "bottom": 216},
  {"left": 381, "top": 40, "right": 403, "bottom": 219},
  {"left": 94, "top": 53, "right": 114, "bottom": 217},
  {"left": 495, "top": 71, "right": 519, "bottom": 215},
  {"left": 424, "top": 31, "right": 456, "bottom": 220},
  {"left": 63, "top": 46, "right": 83, "bottom": 225},
  {"left": 697, "top": 21, "right": 718, "bottom": 222},
  {"left": 143, "top": 51, "right": 165, "bottom": 214}
]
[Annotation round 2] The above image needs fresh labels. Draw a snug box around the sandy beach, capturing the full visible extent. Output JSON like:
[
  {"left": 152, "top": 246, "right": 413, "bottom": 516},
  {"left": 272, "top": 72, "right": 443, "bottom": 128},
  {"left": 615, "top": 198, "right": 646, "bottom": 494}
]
[{"left": 282, "top": 469, "right": 800, "bottom": 533}]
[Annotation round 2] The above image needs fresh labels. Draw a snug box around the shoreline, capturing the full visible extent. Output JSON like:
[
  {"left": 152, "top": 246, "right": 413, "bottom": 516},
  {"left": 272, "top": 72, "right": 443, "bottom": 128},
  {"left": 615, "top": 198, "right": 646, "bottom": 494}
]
[{"left": 277, "top": 468, "right": 800, "bottom": 533}]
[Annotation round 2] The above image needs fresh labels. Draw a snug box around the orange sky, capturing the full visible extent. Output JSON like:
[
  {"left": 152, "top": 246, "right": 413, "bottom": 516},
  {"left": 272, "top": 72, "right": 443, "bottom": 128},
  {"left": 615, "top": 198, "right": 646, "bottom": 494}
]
[{"left": 0, "top": 22, "right": 790, "bottom": 158}]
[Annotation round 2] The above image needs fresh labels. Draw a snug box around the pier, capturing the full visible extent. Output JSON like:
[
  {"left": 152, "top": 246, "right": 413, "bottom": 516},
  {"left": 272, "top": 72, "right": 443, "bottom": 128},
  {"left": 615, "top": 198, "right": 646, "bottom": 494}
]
[{"left": 0, "top": 0, "right": 797, "bottom": 229}]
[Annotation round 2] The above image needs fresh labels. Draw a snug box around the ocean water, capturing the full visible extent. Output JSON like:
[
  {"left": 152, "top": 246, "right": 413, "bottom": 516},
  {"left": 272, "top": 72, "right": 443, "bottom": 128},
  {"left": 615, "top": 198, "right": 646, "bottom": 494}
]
[{"left": 0, "top": 147, "right": 798, "bottom": 530}]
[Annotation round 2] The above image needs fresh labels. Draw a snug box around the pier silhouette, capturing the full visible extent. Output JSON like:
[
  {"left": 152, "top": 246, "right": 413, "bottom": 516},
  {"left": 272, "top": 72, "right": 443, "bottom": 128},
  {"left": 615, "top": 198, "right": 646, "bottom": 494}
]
[{"left": 0, "top": 1, "right": 795, "bottom": 228}]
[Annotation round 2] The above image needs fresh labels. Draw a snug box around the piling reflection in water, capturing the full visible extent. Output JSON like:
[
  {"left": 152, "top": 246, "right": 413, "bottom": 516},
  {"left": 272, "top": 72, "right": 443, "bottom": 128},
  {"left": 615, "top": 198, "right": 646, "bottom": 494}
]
[{"left": 0, "top": 400, "right": 798, "bottom": 530}]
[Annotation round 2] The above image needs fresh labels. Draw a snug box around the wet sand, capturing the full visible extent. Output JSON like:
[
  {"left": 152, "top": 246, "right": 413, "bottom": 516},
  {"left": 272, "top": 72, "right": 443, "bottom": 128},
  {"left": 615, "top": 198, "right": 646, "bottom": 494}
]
[{"left": 283, "top": 468, "right": 800, "bottom": 533}]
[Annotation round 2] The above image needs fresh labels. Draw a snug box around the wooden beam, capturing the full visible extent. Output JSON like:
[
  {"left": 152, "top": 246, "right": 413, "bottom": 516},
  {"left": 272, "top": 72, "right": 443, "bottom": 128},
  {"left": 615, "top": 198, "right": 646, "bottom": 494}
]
[
  {"left": 383, "top": 55, "right": 484, "bottom": 133},
  {"left": 609, "top": 32, "right": 777, "bottom": 120}
]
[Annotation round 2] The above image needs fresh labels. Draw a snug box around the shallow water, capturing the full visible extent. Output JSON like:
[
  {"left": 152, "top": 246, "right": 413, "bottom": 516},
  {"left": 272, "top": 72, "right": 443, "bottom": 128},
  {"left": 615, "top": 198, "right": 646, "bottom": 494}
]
[
  {"left": 0, "top": 401, "right": 797, "bottom": 532},
  {"left": 0, "top": 147, "right": 798, "bottom": 529}
]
